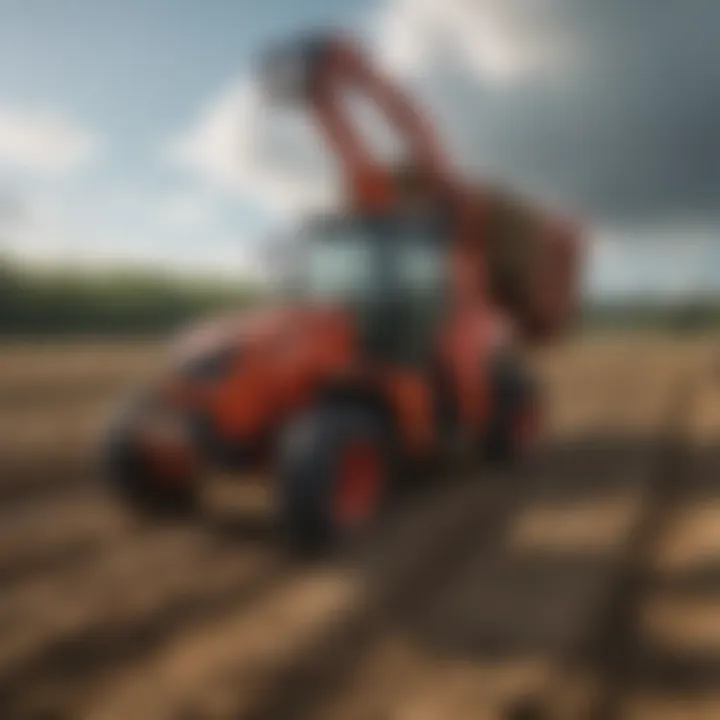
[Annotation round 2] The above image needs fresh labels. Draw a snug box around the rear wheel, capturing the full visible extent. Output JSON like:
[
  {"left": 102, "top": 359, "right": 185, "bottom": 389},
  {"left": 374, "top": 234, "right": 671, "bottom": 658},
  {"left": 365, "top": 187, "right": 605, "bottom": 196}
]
[
  {"left": 277, "top": 405, "right": 391, "bottom": 554},
  {"left": 102, "top": 396, "right": 200, "bottom": 517},
  {"left": 484, "top": 356, "right": 540, "bottom": 465}
]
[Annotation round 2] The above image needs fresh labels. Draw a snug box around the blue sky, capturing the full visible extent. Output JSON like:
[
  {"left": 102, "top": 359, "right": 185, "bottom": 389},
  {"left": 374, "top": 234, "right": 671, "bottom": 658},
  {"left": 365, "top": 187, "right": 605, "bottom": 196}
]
[
  {"left": 0, "top": 0, "right": 369, "bottom": 173},
  {"left": 0, "top": 0, "right": 376, "bottom": 274},
  {"left": 0, "top": 0, "right": 717, "bottom": 297}
]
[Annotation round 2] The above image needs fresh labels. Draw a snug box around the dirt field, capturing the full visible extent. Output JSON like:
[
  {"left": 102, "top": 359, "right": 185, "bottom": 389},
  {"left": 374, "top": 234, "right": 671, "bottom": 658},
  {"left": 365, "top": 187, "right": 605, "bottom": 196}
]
[{"left": 0, "top": 335, "right": 719, "bottom": 720}]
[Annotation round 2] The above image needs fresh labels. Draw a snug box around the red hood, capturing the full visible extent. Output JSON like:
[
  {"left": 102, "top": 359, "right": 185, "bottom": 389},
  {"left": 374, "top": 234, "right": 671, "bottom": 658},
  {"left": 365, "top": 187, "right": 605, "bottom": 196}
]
[{"left": 172, "top": 304, "right": 353, "bottom": 361}]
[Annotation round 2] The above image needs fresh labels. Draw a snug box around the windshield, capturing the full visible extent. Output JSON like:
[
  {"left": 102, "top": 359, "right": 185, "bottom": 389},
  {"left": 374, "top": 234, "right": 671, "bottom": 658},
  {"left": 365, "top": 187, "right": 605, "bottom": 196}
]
[
  {"left": 287, "top": 213, "right": 446, "bottom": 306},
  {"left": 298, "top": 226, "right": 377, "bottom": 304},
  {"left": 395, "top": 239, "right": 445, "bottom": 300},
  {"left": 279, "top": 212, "right": 449, "bottom": 361}
]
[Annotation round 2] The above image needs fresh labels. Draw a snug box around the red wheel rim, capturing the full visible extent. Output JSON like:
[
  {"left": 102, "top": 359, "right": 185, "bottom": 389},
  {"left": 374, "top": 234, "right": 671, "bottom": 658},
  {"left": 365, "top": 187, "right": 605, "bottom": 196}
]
[{"left": 334, "top": 441, "right": 383, "bottom": 529}]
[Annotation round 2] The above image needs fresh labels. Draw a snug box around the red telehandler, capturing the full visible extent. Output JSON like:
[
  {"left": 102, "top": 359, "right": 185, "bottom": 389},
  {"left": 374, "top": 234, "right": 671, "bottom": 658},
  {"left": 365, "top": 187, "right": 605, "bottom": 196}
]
[{"left": 102, "top": 33, "right": 582, "bottom": 551}]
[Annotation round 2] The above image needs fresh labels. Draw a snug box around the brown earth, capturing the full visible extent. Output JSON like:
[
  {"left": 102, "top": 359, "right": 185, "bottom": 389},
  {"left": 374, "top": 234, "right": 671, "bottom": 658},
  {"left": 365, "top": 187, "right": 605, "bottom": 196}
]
[{"left": 0, "top": 335, "right": 718, "bottom": 720}]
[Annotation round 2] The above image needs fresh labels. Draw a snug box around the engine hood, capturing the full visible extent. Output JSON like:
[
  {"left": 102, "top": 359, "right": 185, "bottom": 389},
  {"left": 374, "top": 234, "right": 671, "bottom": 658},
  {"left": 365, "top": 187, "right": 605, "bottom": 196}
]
[
  {"left": 164, "top": 304, "right": 358, "bottom": 444},
  {"left": 171, "top": 304, "right": 354, "bottom": 364}
]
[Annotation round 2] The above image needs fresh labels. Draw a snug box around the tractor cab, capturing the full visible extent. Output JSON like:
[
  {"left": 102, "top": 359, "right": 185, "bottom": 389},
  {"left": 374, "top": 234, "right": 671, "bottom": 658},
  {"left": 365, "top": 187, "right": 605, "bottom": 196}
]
[
  {"left": 286, "top": 209, "right": 451, "bottom": 364},
  {"left": 101, "top": 33, "right": 565, "bottom": 553}
]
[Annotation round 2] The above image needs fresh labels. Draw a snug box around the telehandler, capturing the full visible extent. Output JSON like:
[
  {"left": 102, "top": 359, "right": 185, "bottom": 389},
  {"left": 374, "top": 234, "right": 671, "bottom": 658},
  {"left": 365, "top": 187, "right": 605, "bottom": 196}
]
[{"left": 103, "top": 33, "right": 581, "bottom": 550}]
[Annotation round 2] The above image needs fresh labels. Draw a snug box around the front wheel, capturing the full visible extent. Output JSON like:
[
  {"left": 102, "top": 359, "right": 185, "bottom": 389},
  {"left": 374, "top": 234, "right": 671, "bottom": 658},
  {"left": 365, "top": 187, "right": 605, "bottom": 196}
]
[
  {"left": 276, "top": 405, "right": 392, "bottom": 554},
  {"left": 484, "top": 357, "right": 540, "bottom": 465},
  {"left": 101, "top": 396, "right": 200, "bottom": 517}
]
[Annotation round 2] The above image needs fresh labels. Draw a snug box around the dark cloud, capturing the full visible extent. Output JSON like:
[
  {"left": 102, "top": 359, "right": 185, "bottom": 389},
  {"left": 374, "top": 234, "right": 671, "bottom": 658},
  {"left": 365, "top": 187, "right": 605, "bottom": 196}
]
[{"left": 408, "top": 0, "right": 720, "bottom": 227}]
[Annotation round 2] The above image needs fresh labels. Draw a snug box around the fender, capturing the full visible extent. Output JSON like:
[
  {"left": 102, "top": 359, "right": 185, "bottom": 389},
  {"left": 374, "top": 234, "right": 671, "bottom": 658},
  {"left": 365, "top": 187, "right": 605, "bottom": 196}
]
[{"left": 315, "top": 368, "right": 437, "bottom": 459}]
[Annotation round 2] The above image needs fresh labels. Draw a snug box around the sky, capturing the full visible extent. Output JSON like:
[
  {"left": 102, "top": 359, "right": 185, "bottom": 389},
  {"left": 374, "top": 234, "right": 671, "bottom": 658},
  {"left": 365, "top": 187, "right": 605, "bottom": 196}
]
[{"left": 0, "top": 0, "right": 718, "bottom": 297}]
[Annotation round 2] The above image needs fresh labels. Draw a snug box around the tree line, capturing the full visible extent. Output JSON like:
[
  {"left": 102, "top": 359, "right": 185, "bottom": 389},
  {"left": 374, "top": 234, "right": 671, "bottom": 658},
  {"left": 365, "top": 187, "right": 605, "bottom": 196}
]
[
  {"left": 0, "top": 257, "right": 718, "bottom": 337},
  {"left": 581, "top": 300, "right": 720, "bottom": 333},
  {"left": 0, "top": 259, "right": 261, "bottom": 336}
]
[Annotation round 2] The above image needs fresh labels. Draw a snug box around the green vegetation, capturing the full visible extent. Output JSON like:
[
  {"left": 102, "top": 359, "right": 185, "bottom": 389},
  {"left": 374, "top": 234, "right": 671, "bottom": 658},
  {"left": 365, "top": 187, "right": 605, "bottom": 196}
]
[
  {"left": 0, "top": 258, "right": 262, "bottom": 337},
  {"left": 1, "top": 256, "right": 718, "bottom": 337},
  {"left": 581, "top": 299, "right": 720, "bottom": 333}
]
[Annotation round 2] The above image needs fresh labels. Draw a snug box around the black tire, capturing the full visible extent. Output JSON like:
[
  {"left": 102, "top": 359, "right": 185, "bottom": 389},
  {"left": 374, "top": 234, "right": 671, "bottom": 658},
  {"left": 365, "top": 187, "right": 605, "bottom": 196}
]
[
  {"left": 276, "top": 404, "right": 392, "bottom": 554},
  {"left": 101, "top": 395, "right": 199, "bottom": 517},
  {"left": 484, "top": 355, "right": 539, "bottom": 465}
]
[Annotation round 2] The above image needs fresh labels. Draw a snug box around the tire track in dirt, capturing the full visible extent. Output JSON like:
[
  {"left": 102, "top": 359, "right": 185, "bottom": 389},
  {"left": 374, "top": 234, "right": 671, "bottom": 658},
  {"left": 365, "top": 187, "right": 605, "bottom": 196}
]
[
  {"left": 587, "top": 353, "right": 720, "bottom": 719},
  {"left": 83, "top": 469, "right": 515, "bottom": 720},
  {"left": 582, "top": 370, "right": 699, "bottom": 719},
  {"left": 0, "top": 492, "right": 131, "bottom": 586},
  {"left": 0, "top": 467, "right": 96, "bottom": 505},
  {"left": 521, "top": 345, "right": 715, "bottom": 719},
  {"left": 235, "top": 472, "right": 523, "bottom": 720},
  {"left": 0, "top": 527, "right": 290, "bottom": 719}
]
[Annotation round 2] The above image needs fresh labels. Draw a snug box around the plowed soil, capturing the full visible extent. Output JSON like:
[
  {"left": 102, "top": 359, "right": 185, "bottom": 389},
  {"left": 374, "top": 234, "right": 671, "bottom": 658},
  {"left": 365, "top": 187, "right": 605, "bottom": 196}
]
[{"left": 0, "top": 336, "right": 719, "bottom": 720}]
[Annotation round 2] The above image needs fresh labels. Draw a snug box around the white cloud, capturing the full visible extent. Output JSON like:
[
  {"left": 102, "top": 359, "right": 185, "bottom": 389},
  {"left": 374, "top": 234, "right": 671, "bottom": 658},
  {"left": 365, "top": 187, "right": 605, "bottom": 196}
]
[
  {"left": 1, "top": 184, "right": 264, "bottom": 280},
  {"left": 0, "top": 106, "right": 99, "bottom": 175},
  {"left": 166, "top": 80, "right": 338, "bottom": 216},
  {"left": 588, "top": 226, "right": 720, "bottom": 299},
  {"left": 156, "top": 191, "right": 217, "bottom": 232},
  {"left": 164, "top": 0, "right": 573, "bottom": 218},
  {"left": 375, "top": 0, "right": 570, "bottom": 83}
]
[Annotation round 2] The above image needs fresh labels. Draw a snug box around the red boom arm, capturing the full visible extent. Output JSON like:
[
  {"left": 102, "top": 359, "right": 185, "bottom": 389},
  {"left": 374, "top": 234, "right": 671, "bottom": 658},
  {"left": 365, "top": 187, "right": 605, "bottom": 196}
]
[{"left": 261, "top": 34, "right": 451, "bottom": 212}]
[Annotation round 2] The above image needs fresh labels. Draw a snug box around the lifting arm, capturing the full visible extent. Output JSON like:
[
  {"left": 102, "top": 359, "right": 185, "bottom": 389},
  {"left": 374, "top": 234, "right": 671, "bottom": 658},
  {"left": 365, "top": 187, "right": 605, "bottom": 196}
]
[{"left": 260, "top": 33, "right": 451, "bottom": 212}]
